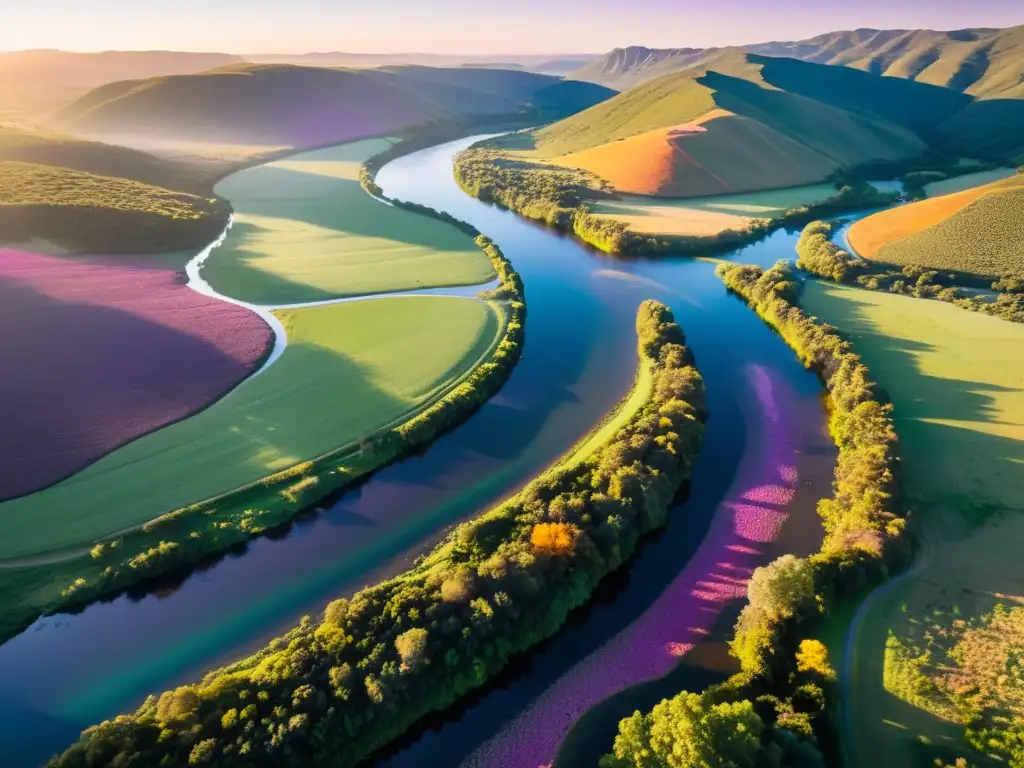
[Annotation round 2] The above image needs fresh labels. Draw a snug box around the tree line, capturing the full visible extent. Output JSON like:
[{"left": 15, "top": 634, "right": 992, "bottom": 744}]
[
  {"left": 796, "top": 220, "right": 1024, "bottom": 323},
  {"left": 453, "top": 146, "right": 898, "bottom": 258},
  {"left": 602, "top": 260, "right": 908, "bottom": 768},
  {"left": 47, "top": 300, "right": 708, "bottom": 768}
]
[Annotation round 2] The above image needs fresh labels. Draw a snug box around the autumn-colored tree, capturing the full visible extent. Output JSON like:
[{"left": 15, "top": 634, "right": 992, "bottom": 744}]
[
  {"left": 795, "top": 639, "right": 836, "bottom": 681},
  {"left": 530, "top": 522, "right": 579, "bottom": 555}
]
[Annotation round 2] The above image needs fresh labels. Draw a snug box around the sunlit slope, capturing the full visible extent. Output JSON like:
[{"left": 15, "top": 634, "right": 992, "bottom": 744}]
[
  {"left": 205, "top": 140, "right": 495, "bottom": 304},
  {"left": 849, "top": 173, "right": 1024, "bottom": 277},
  {"left": 524, "top": 54, "right": 925, "bottom": 197},
  {"left": 0, "top": 126, "right": 227, "bottom": 252},
  {"left": 49, "top": 64, "right": 614, "bottom": 146},
  {"left": 0, "top": 296, "right": 500, "bottom": 558},
  {"left": 572, "top": 25, "right": 1024, "bottom": 100}
]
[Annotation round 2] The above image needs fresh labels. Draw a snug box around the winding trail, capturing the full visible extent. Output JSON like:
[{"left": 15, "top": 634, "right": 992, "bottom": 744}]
[{"left": 840, "top": 531, "right": 934, "bottom": 768}]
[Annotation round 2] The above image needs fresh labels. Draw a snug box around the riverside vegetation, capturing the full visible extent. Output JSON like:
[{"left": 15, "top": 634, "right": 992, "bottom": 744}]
[
  {"left": 0, "top": 134, "right": 528, "bottom": 646},
  {"left": 601, "top": 261, "right": 907, "bottom": 768},
  {"left": 48, "top": 300, "right": 707, "bottom": 768},
  {"left": 796, "top": 220, "right": 1024, "bottom": 323},
  {"left": 454, "top": 145, "right": 898, "bottom": 256}
]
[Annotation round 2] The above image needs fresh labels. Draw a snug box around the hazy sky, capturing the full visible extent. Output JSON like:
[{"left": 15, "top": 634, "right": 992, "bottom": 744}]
[{"left": 2, "top": 0, "right": 1022, "bottom": 54}]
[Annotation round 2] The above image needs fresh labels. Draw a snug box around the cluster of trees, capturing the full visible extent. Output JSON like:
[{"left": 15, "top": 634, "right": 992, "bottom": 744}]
[
  {"left": 49, "top": 300, "right": 707, "bottom": 768},
  {"left": 603, "top": 261, "right": 908, "bottom": 767},
  {"left": 454, "top": 147, "right": 897, "bottom": 257},
  {"left": 796, "top": 221, "right": 1024, "bottom": 323},
  {"left": 49, "top": 191, "right": 527, "bottom": 635},
  {"left": 885, "top": 603, "right": 1024, "bottom": 767}
]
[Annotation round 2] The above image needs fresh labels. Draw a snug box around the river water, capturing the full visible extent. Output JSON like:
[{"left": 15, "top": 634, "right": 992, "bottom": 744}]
[{"left": 0, "top": 135, "right": 843, "bottom": 767}]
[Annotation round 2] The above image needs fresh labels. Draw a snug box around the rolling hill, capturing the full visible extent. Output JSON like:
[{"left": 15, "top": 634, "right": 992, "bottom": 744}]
[
  {"left": 0, "top": 50, "right": 243, "bottom": 118},
  {"left": 848, "top": 172, "right": 1024, "bottom": 279},
  {"left": 0, "top": 126, "right": 228, "bottom": 252},
  {"left": 48, "top": 64, "right": 615, "bottom": 147},
  {"left": 512, "top": 53, "right": 930, "bottom": 197},
  {"left": 570, "top": 25, "right": 1024, "bottom": 98}
]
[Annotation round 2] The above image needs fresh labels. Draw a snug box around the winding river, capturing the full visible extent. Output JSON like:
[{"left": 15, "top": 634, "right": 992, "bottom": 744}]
[{"left": 0, "top": 135, "right": 849, "bottom": 767}]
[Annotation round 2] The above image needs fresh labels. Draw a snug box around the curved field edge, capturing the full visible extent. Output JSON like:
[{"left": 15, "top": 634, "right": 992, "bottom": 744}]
[
  {"left": 848, "top": 172, "right": 1024, "bottom": 265},
  {"left": 201, "top": 138, "right": 497, "bottom": 305},
  {"left": 0, "top": 247, "right": 274, "bottom": 502},
  {"left": 45, "top": 300, "right": 708, "bottom": 768},
  {"left": 0, "top": 171, "right": 527, "bottom": 648},
  {"left": 595, "top": 262, "right": 910, "bottom": 768}
]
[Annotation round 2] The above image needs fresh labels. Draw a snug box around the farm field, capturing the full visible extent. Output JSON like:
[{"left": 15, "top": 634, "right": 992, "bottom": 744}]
[
  {"left": 0, "top": 296, "right": 501, "bottom": 559},
  {"left": 590, "top": 183, "right": 839, "bottom": 236},
  {"left": 800, "top": 280, "right": 1024, "bottom": 768},
  {"left": 0, "top": 246, "right": 270, "bottom": 502},
  {"left": 847, "top": 174, "right": 1024, "bottom": 277},
  {"left": 203, "top": 139, "right": 496, "bottom": 304}
]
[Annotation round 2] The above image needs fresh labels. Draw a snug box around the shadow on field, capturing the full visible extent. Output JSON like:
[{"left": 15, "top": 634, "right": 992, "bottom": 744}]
[
  {"left": 206, "top": 162, "right": 487, "bottom": 304},
  {"left": 806, "top": 284, "right": 1024, "bottom": 517},
  {"left": 0, "top": 277, "right": 257, "bottom": 502}
]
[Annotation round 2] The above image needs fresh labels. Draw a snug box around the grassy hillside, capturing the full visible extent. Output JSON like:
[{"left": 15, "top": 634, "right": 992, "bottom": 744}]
[
  {"left": 571, "top": 25, "right": 1024, "bottom": 100},
  {"left": 0, "top": 127, "right": 228, "bottom": 252},
  {"left": 48, "top": 64, "right": 614, "bottom": 147},
  {"left": 849, "top": 173, "right": 1024, "bottom": 278},
  {"left": 0, "top": 49, "right": 242, "bottom": 119},
  {"left": 510, "top": 54, "right": 924, "bottom": 197}
]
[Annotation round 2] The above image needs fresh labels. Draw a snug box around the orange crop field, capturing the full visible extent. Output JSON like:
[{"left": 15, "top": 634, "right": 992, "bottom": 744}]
[{"left": 848, "top": 174, "right": 1024, "bottom": 260}]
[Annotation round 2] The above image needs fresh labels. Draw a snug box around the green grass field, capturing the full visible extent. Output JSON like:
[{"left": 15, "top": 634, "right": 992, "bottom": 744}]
[
  {"left": 801, "top": 281, "right": 1024, "bottom": 768},
  {"left": 923, "top": 167, "right": 1018, "bottom": 197},
  {"left": 204, "top": 139, "right": 496, "bottom": 304},
  {"left": 591, "top": 184, "right": 839, "bottom": 236},
  {"left": 0, "top": 296, "right": 500, "bottom": 559}
]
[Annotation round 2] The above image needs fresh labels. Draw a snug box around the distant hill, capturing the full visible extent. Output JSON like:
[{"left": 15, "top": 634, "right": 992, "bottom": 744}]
[
  {"left": 0, "top": 126, "right": 227, "bottom": 252},
  {"left": 49, "top": 64, "right": 615, "bottom": 147},
  {"left": 571, "top": 25, "right": 1024, "bottom": 99},
  {"left": 242, "top": 51, "right": 599, "bottom": 72},
  {"left": 517, "top": 53, "right": 932, "bottom": 197},
  {"left": 0, "top": 50, "right": 243, "bottom": 118}
]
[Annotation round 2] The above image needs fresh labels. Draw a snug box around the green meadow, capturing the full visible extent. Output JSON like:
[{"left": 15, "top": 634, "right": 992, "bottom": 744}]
[
  {"left": 0, "top": 297, "right": 501, "bottom": 559},
  {"left": 204, "top": 139, "right": 496, "bottom": 304},
  {"left": 923, "top": 167, "right": 1018, "bottom": 197},
  {"left": 801, "top": 281, "right": 1024, "bottom": 768}
]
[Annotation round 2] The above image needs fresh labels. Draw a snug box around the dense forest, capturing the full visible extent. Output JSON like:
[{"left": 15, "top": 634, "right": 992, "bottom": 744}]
[
  {"left": 602, "top": 261, "right": 908, "bottom": 767},
  {"left": 796, "top": 221, "right": 1024, "bottom": 323},
  {"left": 48, "top": 300, "right": 707, "bottom": 768}
]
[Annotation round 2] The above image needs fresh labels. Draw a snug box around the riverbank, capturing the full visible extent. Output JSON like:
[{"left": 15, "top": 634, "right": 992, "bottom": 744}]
[
  {"left": 0, "top": 139, "right": 526, "bottom": 648},
  {"left": 47, "top": 300, "right": 707, "bottom": 768},
  {"left": 596, "top": 261, "right": 908, "bottom": 767},
  {"left": 453, "top": 143, "right": 899, "bottom": 257}
]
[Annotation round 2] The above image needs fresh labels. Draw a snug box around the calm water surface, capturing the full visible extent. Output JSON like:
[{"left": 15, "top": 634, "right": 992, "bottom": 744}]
[{"left": 0, "top": 136, "right": 867, "bottom": 767}]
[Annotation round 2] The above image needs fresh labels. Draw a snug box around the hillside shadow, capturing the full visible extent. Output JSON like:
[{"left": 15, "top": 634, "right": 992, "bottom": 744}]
[
  {"left": 0, "top": 276, "right": 262, "bottom": 503},
  {"left": 804, "top": 283, "right": 1024, "bottom": 516}
]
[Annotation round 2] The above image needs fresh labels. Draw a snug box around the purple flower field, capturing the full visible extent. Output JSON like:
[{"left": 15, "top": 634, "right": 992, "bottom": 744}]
[
  {"left": 465, "top": 364, "right": 804, "bottom": 768},
  {"left": 0, "top": 247, "right": 271, "bottom": 501}
]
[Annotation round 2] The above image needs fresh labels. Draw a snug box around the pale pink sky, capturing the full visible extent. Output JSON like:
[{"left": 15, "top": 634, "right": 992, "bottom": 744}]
[{"left": 2, "top": 0, "right": 1021, "bottom": 54}]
